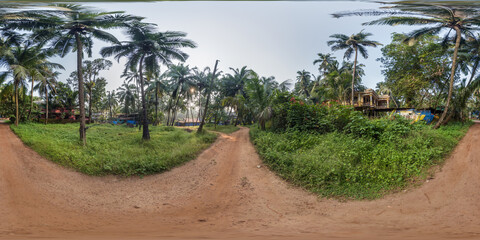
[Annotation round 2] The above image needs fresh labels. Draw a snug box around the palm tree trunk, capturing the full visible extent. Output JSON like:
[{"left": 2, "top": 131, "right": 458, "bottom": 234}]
[
  {"left": 434, "top": 27, "right": 461, "bottom": 129},
  {"left": 75, "top": 32, "right": 86, "bottom": 145},
  {"left": 108, "top": 93, "right": 112, "bottom": 119},
  {"left": 45, "top": 88, "right": 48, "bottom": 125},
  {"left": 14, "top": 82, "right": 19, "bottom": 126},
  {"left": 467, "top": 59, "right": 479, "bottom": 86},
  {"left": 198, "top": 60, "right": 219, "bottom": 133},
  {"left": 88, "top": 90, "right": 92, "bottom": 124},
  {"left": 138, "top": 55, "right": 150, "bottom": 140},
  {"left": 155, "top": 89, "right": 158, "bottom": 126},
  {"left": 351, "top": 46, "right": 358, "bottom": 106},
  {"left": 29, "top": 77, "right": 34, "bottom": 121},
  {"left": 197, "top": 94, "right": 202, "bottom": 122},
  {"left": 171, "top": 87, "right": 182, "bottom": 126}
]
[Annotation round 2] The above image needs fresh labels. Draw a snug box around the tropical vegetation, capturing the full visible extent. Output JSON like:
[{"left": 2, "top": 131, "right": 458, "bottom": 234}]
[{"left": 0, "top": 2, "right": 479, "bottom": 200}]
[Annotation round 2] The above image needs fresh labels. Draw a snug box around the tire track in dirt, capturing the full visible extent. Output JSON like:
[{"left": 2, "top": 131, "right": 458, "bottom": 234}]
[{"left": 1, "top": 123, "right": 479, "bottom": 239}]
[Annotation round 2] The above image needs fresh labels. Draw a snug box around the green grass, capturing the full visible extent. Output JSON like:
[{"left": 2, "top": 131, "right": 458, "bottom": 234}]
[
  {"left": 11, "top": 123, "right": 217, "bottom": 176},
  {"left": 250, "top": 122, "right": 472, "bottom": 200},
  {"left": 204, "top": 124, "right": 240, "bottom": 134}
]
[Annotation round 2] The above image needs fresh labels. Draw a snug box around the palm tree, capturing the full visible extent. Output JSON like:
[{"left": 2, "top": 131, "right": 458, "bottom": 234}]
[
  {"left": 0, "top": 37, "right": 62, "bottom": 126},
  {"left": 106, "top": 90, "right": 118, "bottom": 120},
  {"left": 146, "top": 71, "right": 167, "bottom": 125},
  {"left": 333, "top": 4, "right": 480, "bottom": 127},
  {"left": 166, "top": 64, "right": 194, "bottom": 126},
  {"left": 313, "top": 53, "right": 336, "bottom": 78},
  {"left": 83, "top": 59, "right": 112, "bottom": 124},
  {"left": 245, "top": 74, "right": 276, "bottom": 130},
  {"left": 101, "top": 21, "right": 196, "bottom": 139},
  {"left": 192, "top": 67, "right": 211, "bottom": 122},
  {"left": 295, "top": 70, "right": 313, "bottom": 98},
  {"left": 34, "top": 71, "right": 58, "bottom": 124},
  {"left": 464, "top": 34, "right": 480, "bottom": 86},
  {"left": 24, "top": 43, "right": 64, "bottom": 121},
  {"left": 328, "top": 30, "right": 381, "bottom": 105},
  {"left": 117, "top": 82, "right": 137, "bottom": 115},
  {"left": 33, "top": 4, "right": 140, "bottom": 144},
  {"left": 278, "top": 79, "right": 292, "bottom": 92},
  {"left": 222, "top": 66, "right": 254, "bottom": 97},
  {"left": 198, "top": 60, "right": 220, "bottom": 133}
]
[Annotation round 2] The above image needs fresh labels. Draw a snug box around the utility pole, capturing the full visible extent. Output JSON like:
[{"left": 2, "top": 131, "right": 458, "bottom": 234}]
[{"left": 198, "top": 60, "right": 219, "bottom": 133}]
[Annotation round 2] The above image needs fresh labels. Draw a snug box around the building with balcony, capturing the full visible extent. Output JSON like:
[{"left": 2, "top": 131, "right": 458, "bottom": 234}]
[{"left": 351, "top": 88, "right": 391, "bottom": 109}]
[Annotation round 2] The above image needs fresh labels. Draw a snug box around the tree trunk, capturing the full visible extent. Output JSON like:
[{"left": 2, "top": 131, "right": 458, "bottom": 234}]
[
  {"left": 198, "top": 60, "right": 219, "bottom": 133},
  {"left": 351, "top": 46, "right": 358, "bottom": 106},
  {"left": 155, "top": 89, "right": 158, "bottom": 126},
  {"left": 467, "top": 58, "right": 479, "bottom": 86},
  {"left": 45, "top": 88, "right": 48, "bottom": 125},
  {"left": 171, "top": 93, "right": 182, "bottom": 126},
  {"left": 28, "top": 77, "right": 34, "bottom": 120},
  {"left": 434, "top": 27, "right": 461, "bottom": 129},
  {"left": 166, "top": 98, "right": 172, "bottom": 126},
  {"left": 88, "top": 89, "right": 92, "bottom": 124},
  {"left": 15, "top": 82, "right": 19, "bottom": 126},
  {"left": 138, "top": 55, "right": 150, "bottom": 140},
  {"left": 108, "top": 93, "right": 112, "bottom": 119},
  {"left": 75, "top": 32, "right": 86, "bottom": 145},
  {"left": 197, "top": 94, "right": 202, "bottom": 122}
]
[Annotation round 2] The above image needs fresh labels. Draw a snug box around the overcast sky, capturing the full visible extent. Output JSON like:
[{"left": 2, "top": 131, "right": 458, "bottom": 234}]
[{"left": 49, "top": 1, "right": 417, "bottom": 92}]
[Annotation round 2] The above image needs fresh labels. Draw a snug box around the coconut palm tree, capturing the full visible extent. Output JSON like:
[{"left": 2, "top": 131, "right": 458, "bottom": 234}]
[
  {"left": 146, "top": 71, "right": 167, "bottom": 125},
  {"left": 245, "top": 74, "right": 276, "bottom": 131},
  {"left": 32, "top": 4, "right": 140, "bottom": 144},
  {"left": 327, "top": 30, "right": 381, "bottom": 105},
  {"left": 198, "top": 60, "right": 220, "bottom": 133},
  {"left": 24, "top": 43, "right": 64, "bottom": 121},
  {"left": 106, "top": 90, "right": 118, "bottom": 120},
  {"left": 333, "top": 4, "right": 480, "bottom": 127},
  {"left": 0, "top": 37, "right": 63, "bottom": 126},
  {"left": 166, "top": 64, "right": 194, "bottom": 126},
  {"left": 463, "top": 34, "right": 480, "bottom": 86},
  {"left": 192, "top": 67, "right": 211, "bottom": 122},
  {"left": 278, "top": 79, "right": 292, "bottom": 93},
  {"left": 117, "top": 82, "right": 136, "bottom": 115},
  {"left": 222, "top": 66, "right": 254, "bottom": 97},
  {"left": 313, "top": 53, "right": 336, "bottom": 78},
  {"left": 34, "top": 71, "right": 58, "bottom": 124},
  {"left": 295, "top": 70, "right": 313, "bottom": 99},
  {"left": 101, "top": 21, "right": 196, "bottom": 139},
  {"left": 83, "top": 59, "right": 112, "bottom": 124}
]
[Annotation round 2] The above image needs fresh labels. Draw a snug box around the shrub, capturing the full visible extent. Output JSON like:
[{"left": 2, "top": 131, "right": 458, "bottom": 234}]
[{"left": 250, "top": 122, "right": 471, "bottom": 199}]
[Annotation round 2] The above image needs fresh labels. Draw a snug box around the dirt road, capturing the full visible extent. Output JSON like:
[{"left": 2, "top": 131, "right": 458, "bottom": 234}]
[{"left": 1, "top": 123, "right": 479, "bottom": 239}]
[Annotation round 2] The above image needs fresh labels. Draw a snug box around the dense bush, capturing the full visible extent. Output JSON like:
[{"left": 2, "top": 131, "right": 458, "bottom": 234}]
[
  {"left": 254, "top": 97, "right": 472, "bottom": 199},
  {"left": 271, "top": 97, "right": 416, "bottom": 139},
  {"left": 251, "top": 122, "right": 471, "bottom": 199}
]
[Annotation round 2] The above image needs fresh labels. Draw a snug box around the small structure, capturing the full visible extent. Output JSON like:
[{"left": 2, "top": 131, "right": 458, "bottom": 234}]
[
  {"left": 113, "top": 113, "right": 139, "bottom": 125},
  {"left": 175, "top": 118, "right": 201, "bottom": 127},
  {"left": 352, "top": 89, "right": 391, "bottom": 109},
  {"left": 40, "top": 108, "right": 77, "bottom": 120}
]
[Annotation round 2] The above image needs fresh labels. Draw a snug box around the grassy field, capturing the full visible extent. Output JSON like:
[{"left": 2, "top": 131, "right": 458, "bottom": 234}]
[
  {"left": 250, "top": 122, "right": 472, "bottom": 199},
  {"left": 11, "top": 123, "right": 217, "bottom": 176},
  {"left": 204, "top": 124, "right": 240, "bottom": 134}
]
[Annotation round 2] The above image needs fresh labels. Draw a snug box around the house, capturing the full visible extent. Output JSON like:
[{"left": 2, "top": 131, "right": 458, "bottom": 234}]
[{"left": 351, "top": 88, "right": 391, "bottom": 109}]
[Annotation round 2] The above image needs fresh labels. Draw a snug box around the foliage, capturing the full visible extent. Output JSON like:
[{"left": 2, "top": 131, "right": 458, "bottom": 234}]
[
  {"left": 377, "top": 33, "right": 451, "bottom": 108},
  {"left": 11, "top": 123, "right": 216, "bottom": 176},
  {"left": 251, "top": 121, "right": 472, "bottom": 199}
]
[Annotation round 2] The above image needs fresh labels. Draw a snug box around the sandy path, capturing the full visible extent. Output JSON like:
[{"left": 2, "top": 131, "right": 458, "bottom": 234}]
[{"left": 0, "top": 123, "right": 479, "bottom": 239}]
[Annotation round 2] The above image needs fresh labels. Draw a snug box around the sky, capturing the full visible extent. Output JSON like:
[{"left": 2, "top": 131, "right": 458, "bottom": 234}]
[{"left": 32, "top": 1, "right": 417, "bottom": 92}]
